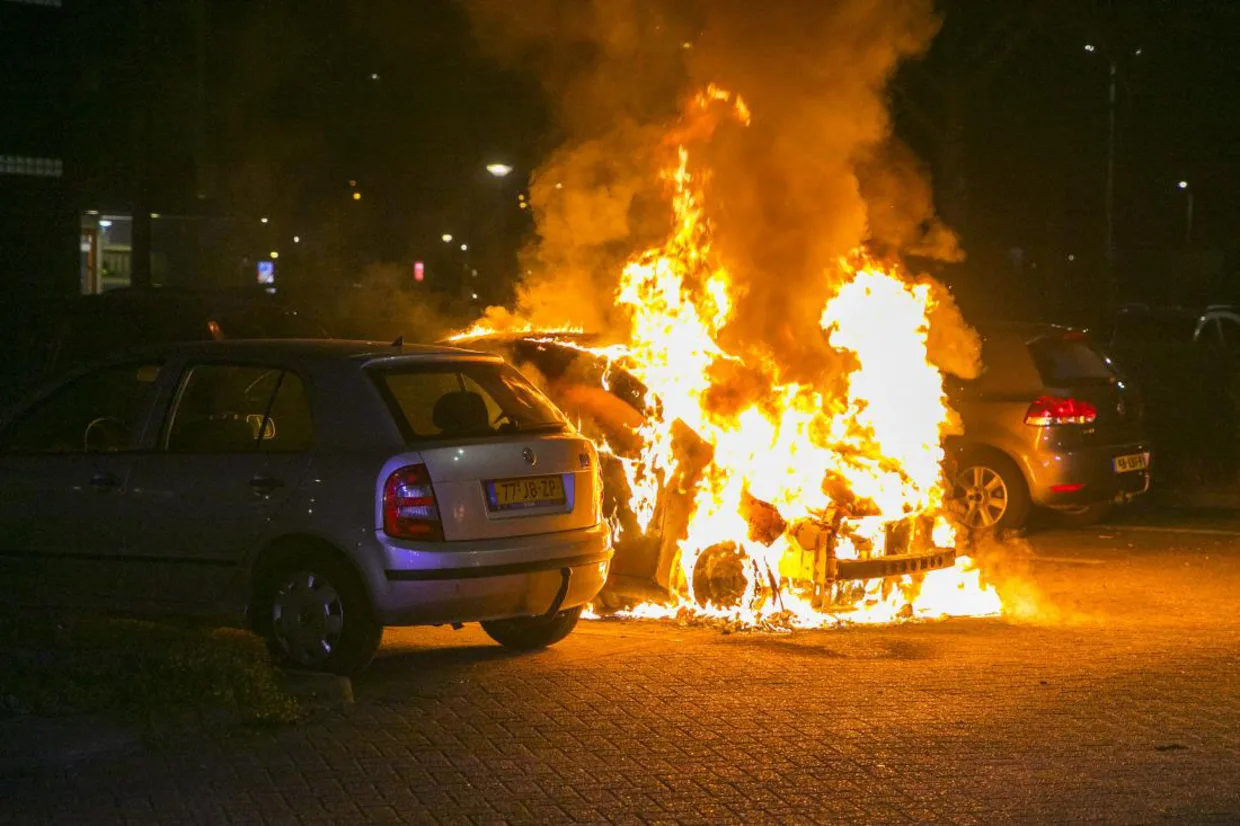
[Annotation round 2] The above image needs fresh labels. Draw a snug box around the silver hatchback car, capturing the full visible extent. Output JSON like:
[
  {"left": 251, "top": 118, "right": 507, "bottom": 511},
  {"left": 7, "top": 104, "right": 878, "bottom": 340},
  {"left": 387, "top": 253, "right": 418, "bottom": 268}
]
[{"left": 0, "top": 340, "right": 611, "bottom": 673}]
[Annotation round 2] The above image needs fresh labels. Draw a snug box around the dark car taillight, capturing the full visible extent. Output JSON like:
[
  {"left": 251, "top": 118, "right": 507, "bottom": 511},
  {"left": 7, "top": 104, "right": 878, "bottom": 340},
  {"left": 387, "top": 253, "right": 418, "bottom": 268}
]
[
  {"left": 1024, "top": 395, "right": 1098, "bottom": 427},
  {"left": 383, "top": 464, "right": 444, "bottom": 540}
]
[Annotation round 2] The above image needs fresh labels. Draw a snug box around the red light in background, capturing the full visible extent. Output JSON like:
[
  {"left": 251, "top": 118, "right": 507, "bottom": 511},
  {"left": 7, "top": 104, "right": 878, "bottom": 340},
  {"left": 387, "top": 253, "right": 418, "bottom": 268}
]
[{"left": 414, "top": 261, "right": 425, "bottom": 282}]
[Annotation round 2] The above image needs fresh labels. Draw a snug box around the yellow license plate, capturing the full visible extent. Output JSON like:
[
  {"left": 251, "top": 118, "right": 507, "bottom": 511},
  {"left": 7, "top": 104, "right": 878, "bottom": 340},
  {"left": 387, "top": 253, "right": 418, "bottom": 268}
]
[
  {"left": 489, "top": 475, "right": 566, "bottom": 510},
  {"left": 1113, "top": 452, "right": 1149, "bottom": 473}
]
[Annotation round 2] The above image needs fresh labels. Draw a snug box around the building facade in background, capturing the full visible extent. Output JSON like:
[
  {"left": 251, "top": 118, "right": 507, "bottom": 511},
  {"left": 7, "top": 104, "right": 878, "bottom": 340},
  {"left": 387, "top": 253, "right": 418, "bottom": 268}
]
[
  {"left": 0, "top": 0, "right": 77, "bottom": 298},
  {"left": 0, "top": 0, "right": 268, "bottom": 300}
]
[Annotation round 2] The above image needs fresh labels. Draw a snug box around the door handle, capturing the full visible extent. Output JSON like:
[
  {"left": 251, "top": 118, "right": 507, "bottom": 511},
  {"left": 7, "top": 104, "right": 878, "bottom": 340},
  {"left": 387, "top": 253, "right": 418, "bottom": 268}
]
[
  {"left": 249, "top": 475, "right": 285, "bottom": 495},
  {"left": 90, "top": 472, "right": 120, "bottom": 490}
]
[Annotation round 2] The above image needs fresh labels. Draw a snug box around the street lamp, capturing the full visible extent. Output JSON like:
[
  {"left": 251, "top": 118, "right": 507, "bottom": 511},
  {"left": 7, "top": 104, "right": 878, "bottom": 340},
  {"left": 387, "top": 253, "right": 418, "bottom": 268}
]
[
  {"left": 485, "top": 163, "right": 513, "bottom": 178},
  {"left": 1178, "top": 181, "right": 1194, "bottom": 246},
  {"left": 441, "top": 233, "right": 454, "bottom": 243}
]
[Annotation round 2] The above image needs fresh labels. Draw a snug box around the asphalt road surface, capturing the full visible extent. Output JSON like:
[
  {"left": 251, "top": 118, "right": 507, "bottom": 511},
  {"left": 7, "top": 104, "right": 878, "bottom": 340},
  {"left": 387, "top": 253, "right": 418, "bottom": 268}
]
[{"left": 4, "top": 509, "right": 1240, "bottom": 824}]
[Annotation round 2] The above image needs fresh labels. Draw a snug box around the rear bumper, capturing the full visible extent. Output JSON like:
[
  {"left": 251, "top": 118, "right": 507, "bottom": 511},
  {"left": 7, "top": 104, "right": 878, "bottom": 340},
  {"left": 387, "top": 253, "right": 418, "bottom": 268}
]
[
  {"left": 371, "top": 524, "right": 612, "bottom": 625},
  {"left": 1026, "top": 441, "right": 1152, "bottom": 507},
  {"left": 836, "top": 548, "right": 957, "bottom": 581}
]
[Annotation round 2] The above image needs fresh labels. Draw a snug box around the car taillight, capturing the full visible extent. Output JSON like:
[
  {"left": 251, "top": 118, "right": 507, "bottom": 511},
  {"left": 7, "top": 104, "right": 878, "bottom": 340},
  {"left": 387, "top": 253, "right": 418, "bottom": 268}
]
[
  {"left": 383, "top": 464, "right": 444, "bottom": 541},
  {"left": 1024, "top": 395, "right": 1098, "bottom": 427}
]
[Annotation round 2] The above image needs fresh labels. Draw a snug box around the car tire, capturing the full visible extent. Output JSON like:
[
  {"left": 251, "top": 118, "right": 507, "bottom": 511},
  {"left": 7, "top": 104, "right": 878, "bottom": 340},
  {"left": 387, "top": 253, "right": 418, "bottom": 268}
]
[
  {"left": 952, "top": 450, "right": 1032, "bottom": 533},
  {"left": 481, "top": 606, "right": 583, "bottom": 650},
  {"left": 259, "top": 551, "right": 382, "bottom": 676},
  {"left": 1050, "top": 502, "right": 1113, "bottom": 528}
]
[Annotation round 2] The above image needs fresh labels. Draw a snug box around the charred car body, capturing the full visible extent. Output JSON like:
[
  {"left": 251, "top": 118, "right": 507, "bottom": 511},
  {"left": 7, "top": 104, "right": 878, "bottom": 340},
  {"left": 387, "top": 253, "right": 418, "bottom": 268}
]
[{"left": 452, "top": 332, "right": 958, "bottom": 613}]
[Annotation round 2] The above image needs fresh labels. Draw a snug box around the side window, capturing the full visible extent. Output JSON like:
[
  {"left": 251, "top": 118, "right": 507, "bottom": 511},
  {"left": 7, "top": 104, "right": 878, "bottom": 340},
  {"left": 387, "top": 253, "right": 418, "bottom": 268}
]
[
  {"left": 0, "top": 363, "right": 163, "bottom": 453},
  {"left": 261, "top": 371, "right": 313, "bottom": 451},
  {"left": 166, "top": 365, "right": 312, "bottom": 453}
]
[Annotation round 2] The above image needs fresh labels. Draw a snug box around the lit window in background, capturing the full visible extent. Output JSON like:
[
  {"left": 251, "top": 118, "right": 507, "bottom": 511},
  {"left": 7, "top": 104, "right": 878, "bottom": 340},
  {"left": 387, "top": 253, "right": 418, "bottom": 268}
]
[{"left": 0, "top": 155, "right": 63, "bottom": 177}]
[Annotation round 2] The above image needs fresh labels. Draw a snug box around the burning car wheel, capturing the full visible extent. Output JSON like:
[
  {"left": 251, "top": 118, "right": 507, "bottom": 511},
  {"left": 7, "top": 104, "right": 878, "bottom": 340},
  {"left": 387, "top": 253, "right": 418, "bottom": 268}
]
[
  {"left": 952, "top": 451, "right": 1030, "bottom": 532},
  {"left": 481, "top": 606, "right": 583, "bottom": 650},
  {"left": 691, "top": 543, "right": 750, "bottom": 609},
  {"left": 260, "top": 552, "right": 382, "bottom": 675}
]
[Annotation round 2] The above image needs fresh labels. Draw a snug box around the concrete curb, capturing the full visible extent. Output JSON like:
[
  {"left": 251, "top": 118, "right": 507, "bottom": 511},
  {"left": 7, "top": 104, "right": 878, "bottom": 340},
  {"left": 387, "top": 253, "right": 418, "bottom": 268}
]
[{"left": 0, "top": 714, "right": 142, "bottom": 774}]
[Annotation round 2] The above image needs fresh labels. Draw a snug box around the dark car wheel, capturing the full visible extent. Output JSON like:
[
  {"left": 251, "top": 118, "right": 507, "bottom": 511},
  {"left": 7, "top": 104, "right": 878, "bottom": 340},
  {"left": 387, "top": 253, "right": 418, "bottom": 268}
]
[
  {"left": 952, "top": 451, "right": 1031, "bottom": 532},
  {"left": 260, "top": 552, "right": 382, "bottom": 675},
  {"left": 481, "top": 606, "right": 583, "bottom": 650}
]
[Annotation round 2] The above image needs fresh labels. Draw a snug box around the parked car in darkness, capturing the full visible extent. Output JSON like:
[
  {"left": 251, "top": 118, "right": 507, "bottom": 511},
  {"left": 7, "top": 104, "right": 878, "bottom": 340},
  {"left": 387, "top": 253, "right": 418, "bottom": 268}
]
[
  {"left": 1106, "top": 303, "right": 1201, "bottom": 352},
  {"left": 1191, "top": 304, "right": 1240, "bottom": 355},
  {"left": 0, "top": 288, "right": 328, "bottom": 412},
  {"left": 1108, "top": 302, "right": 1240, "bottom": 356},
  {"left": 947, "top": 322, "right": 1151, "bottom": 531},
  {"left": 0, "top": 340, "right": 611, "bottom": 674}
]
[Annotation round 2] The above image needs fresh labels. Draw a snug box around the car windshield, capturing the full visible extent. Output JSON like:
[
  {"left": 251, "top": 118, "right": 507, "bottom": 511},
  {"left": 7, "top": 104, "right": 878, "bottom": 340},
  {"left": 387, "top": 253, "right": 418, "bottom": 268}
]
[
  {"left": 1028, "top": 336, "right": 1116, "bottom": 386},
  {"left": 373, "top": 360, "right": 568, "bottom": 441}
]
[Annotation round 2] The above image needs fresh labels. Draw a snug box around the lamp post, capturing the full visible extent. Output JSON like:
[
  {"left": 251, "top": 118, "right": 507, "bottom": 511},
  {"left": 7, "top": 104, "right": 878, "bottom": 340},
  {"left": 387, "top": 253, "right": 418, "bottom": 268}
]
[
  {"left": 1085, "top": 44, "right": 1118, "bottom": 284},
  {"left": 1178, "top": 180, "right": 1194, "bottom": 247},
  {"left": 475, "top": 162, "right": 520, "bottom": 303}
]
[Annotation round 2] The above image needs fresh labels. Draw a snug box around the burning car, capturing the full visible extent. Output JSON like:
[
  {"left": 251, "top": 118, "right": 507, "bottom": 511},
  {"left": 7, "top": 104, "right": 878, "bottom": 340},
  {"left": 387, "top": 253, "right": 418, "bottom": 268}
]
[
  {"left": 452, "top": 329, "right": 967, "bottom": 620},
  {"left": 443, "top": 87, "right": 1000, "bottom": 626}
]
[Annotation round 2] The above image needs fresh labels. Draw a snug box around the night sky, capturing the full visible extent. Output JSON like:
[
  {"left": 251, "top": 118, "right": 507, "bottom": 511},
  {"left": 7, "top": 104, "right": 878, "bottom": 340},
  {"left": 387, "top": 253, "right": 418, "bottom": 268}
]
[{"left": 65, "top": 0, "right": 1240, "bottom": 324}]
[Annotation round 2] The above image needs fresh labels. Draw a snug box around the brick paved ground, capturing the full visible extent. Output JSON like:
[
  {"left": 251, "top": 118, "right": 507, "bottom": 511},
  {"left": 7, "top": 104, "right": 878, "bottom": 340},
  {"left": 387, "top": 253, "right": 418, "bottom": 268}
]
[{"left": 4, "top": 520, "right": 1240, "bottom": 824}]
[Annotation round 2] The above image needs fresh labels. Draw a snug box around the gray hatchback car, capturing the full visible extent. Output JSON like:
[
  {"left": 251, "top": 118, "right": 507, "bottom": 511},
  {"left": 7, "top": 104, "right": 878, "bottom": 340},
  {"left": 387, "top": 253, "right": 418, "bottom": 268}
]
[
  {"left": 948, "top": 322, "right": 1151, "bottom": 532},
  {"left": 0, "top": 340, "right": 611, "bottom": 673}
]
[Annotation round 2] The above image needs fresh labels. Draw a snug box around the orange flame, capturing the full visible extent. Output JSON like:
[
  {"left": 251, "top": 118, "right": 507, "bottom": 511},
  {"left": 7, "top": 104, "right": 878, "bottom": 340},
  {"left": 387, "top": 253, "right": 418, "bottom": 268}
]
[{"left": 470, "top": 87, "right": 1002, "bottom": 626}]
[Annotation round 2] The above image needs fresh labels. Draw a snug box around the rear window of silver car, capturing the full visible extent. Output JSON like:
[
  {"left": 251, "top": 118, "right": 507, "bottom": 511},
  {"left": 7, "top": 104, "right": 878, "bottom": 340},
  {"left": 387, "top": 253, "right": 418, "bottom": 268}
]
[
  {"left": 1028, "top": 337, "right": 1115, "bottom": 386},
  {"left": 372, "top": 361, "right": 568, "bottom": 441}
]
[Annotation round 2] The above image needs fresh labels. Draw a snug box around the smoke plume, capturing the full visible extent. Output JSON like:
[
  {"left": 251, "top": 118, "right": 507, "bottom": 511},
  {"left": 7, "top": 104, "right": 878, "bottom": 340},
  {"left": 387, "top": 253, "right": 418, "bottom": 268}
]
[{"left": 464, "top": 0, "right": 978, "bottom": 378}]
